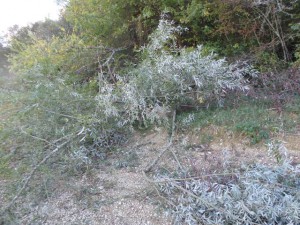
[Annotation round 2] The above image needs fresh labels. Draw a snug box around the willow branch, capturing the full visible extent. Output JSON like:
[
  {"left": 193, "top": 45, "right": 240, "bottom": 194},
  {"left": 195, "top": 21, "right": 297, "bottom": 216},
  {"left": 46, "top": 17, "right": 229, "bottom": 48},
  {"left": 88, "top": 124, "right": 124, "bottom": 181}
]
[{"left": 0, "top": 139, "right": 71, "bottom": 215}]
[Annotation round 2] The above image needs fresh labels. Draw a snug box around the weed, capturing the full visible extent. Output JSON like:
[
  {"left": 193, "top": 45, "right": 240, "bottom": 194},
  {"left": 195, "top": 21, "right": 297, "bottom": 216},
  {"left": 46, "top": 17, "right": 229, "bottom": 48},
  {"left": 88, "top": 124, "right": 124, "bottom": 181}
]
[
  {"left": 267, "top": 139, "right": 288, "bottom": 164},
  {"left": 235, "top": 121, "right": 269, "bottom": 144}
]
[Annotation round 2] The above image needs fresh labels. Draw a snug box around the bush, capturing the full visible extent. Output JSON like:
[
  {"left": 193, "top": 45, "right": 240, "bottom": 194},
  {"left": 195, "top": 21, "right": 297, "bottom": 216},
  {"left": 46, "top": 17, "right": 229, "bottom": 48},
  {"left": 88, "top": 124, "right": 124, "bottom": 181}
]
[{"left": 98, "top": 18, "right": 257, "bottom": 127}]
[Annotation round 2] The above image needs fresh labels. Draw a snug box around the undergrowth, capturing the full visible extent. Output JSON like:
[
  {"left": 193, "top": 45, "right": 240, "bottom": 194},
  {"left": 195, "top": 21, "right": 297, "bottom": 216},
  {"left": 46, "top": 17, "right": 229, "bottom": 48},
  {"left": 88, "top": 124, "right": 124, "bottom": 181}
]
[
  {"left": 177, "top": 96, "right": 300, "bottom": 144},
  {"left": 0, "top": 18, "right": 253, "bottom": 221},
  {"left": 0, "top": 17, "right": 299, "bottom": 224}
]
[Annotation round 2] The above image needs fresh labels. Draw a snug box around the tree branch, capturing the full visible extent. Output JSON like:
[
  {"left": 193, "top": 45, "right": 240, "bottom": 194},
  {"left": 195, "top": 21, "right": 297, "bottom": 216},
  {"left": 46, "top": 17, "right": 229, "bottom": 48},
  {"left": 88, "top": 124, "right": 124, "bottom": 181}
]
[{"left": 0, "top": 139, "right": 71, "bottom": 215}]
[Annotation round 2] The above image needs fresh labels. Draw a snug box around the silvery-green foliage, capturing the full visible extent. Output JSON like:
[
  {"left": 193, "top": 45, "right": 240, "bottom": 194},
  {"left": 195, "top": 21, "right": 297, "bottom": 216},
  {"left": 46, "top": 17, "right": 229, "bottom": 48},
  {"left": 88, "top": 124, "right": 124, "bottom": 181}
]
[
  {"left": 181, "top": 114, "right": 195, "bottom": 127},
  {"left": 16, "top": 65, "right": 128, "bottom": 165},
  {"left": 146, "top": 16, "right": 185, "bottom": 51},
  {"left": 71, "top": 146, "right": 92, "bottom": 165},
  {"left": 98, "top": 18, "right": 256, "bottom": 126},
  {"left": 157, "top": 162, "right": 300, "bottom": 225}
]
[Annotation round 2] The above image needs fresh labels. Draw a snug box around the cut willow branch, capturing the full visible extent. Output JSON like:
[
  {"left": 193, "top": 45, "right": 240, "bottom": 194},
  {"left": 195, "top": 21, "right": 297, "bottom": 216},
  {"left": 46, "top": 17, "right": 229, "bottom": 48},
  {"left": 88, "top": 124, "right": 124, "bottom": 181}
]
[
  {"left": 170, "top": 149, "right": 184, "bottom": 171},
  {"left": 143, "top": 173, "right": 255, "bottom": 225},
  {"left": 0, "top": 138, "right": 72, "bottom": 215},
  {"left": 20, "top": 127, "right": 52, "bottom": 145},
  {"left": 169, "top": 182, "right": 256, "bottom": 225},
  {"left": 41, "top": 107, "right": 78, "bottom": 120}
]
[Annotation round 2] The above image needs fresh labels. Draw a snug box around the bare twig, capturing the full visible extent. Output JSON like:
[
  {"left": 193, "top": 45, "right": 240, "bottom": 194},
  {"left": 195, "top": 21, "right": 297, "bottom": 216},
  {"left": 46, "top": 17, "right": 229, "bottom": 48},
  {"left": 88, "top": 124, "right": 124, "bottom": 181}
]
[
  {"left": 143, "top": 147, "right": 170, "bottom": 173},
  {"left": 20, "top": 128, "right": 74, "bottom": 150},
  {"left": 170, "top": 149, "right": 184, "bottom": 171},
  {"left": 144, "top": 110, "right": 176, "bottom": 173},
  {"left": 254, "top": 6, "right": 290, "bottom": 61},
  {"left": 142, "top": 171, "right": 176, "bottom": 208},
  {"left": 146, "top": 172, "right": 239, "bottom": 183},
  {"left": 20, "top": 127, "right": 52, "bottom": 145},
  {"left": 41, "top": 107, "right": 78, "bottom": 120},
  {"left": 168, "top": 109, "right": 176, "bottom": 145}
]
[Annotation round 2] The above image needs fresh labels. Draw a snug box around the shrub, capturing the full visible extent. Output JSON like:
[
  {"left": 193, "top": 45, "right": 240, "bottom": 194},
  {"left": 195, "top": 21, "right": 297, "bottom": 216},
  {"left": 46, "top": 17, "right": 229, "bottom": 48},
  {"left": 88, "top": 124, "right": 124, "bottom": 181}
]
[{"left": 98, "top": 18, "right": 257, "bottom": 127}]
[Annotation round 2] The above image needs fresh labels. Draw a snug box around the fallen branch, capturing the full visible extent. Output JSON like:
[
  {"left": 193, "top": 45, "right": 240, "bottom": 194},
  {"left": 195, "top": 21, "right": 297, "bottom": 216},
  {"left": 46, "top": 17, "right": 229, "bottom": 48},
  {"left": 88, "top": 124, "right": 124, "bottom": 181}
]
[
  {"left": 169, "top": 182, "right": 256, "bottom": 225},
  {"left": 0, "top": 139, "right": 71, "bottom": 215},
  {"left": 20, "top": 127, "right": 52, "bottom": 145},
  {"left": 142, "top": 171, "right": 177, "bottom": 208},
  {"left": 170, "top": 149, "right": 184, "bottom": 172},
  {"left": 143, "top": 146, "right": 170, "bottom": 173},
  {"left": 146, "top": 172, "right": 239, "bottom": 183},
  {"left": 20, "top": 129, "right": 73, "bottom": 149},
  {"left": 143, "top": 171, "right": 248, "bottom": 223}
]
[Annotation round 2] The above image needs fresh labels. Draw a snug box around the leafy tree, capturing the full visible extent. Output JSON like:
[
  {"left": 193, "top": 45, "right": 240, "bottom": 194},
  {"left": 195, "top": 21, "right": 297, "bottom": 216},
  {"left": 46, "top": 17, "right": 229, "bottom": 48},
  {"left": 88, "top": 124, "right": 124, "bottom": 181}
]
[
  {"left": 63, "top": 0, "right": 134, "bottom": 47},
  {"left": 8, "top": 18, "right": 70, "bottom": 52},
  {"left": 9, "top": 0, "right": 300, "bottom": 83},
  {"left": 9, "top": 34, "right": 83, "bottom": 76},
  {"left": 63, "top": 0, "right": 190, "bottom": 48},
  {"left": 62, "top": 0, "right": 300, "bottom": 63}
]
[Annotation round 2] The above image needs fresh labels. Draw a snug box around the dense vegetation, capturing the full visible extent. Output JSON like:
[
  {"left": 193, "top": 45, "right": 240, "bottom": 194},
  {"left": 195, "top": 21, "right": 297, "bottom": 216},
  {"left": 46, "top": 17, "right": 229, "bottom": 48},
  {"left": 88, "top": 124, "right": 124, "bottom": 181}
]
[{"left": 1, "top": 0, "right": 300, "bottom": 224}]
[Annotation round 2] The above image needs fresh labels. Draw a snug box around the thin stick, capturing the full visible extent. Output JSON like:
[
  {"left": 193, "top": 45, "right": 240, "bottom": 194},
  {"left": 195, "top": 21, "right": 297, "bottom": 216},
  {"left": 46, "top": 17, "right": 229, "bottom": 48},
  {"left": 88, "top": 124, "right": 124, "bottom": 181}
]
[
  {"left": 142, "top": 171, "right": 177, "bottom": 208},
  {"left": 170, "top": 149, "right": 184, "bottom": 171},
  {"left": 168, "top": 109, "right": 176, "bottom": 145},
  {"left": 41, "top": 107, "right": 78, "bottom": 120},
  {"left": 20, "top": 129, "right": 73, "bottom": 149},
  {"left": 144, "top": 110, "right": 176, "bottom": 173},
  {"left": 148, "top": 172, "right": 239, "bottom": 183},
  {"left": 20, "top": 128, "right": 52, "bottom": 145},
  {"left": 0, "top": 139, "right": 71, "bottom": 215},
  {"left": 143, "top": 147, "right": 169, "bottom": 173}
]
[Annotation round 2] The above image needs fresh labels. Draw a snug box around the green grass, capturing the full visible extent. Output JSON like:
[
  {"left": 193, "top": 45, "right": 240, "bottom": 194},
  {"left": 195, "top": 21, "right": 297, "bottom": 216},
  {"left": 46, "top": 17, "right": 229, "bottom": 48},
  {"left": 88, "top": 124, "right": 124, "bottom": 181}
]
[{"left": 177, "top": 96, "right": 300, "bottom": 144}]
